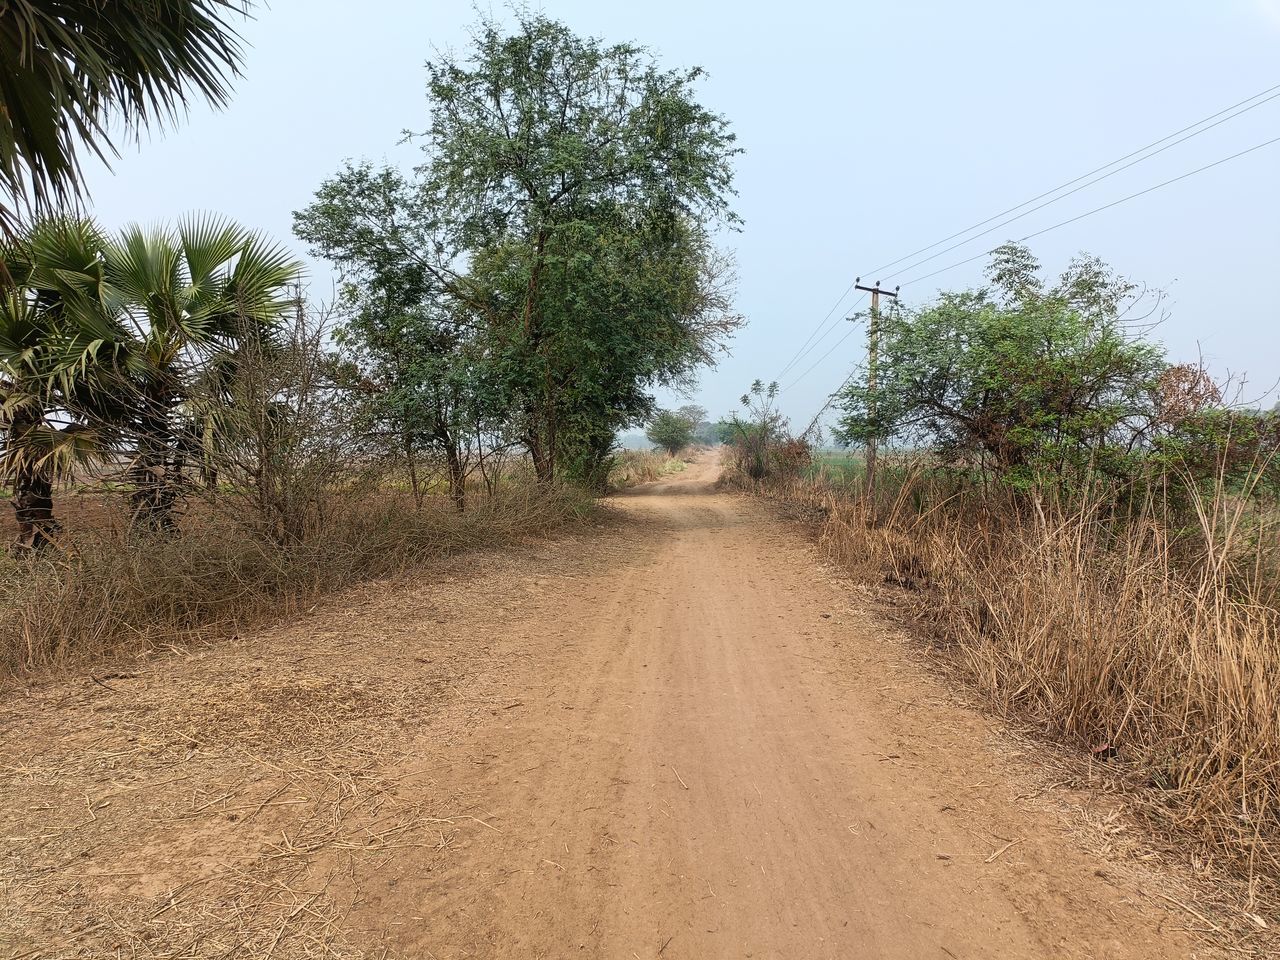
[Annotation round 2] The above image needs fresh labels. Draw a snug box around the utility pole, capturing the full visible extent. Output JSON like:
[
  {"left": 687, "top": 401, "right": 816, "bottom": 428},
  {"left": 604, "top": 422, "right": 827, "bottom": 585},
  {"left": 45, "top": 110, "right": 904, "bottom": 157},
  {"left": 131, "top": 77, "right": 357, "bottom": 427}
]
[{"left": 853, "top": 278, "right": 898, "bottom": 501}]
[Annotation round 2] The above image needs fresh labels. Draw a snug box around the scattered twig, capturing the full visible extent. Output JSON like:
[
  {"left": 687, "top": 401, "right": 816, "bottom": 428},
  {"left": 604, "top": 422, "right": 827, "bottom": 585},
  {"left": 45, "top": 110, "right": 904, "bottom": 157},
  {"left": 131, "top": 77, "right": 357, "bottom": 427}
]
[
  {"left": 1148, "top": 890, "right": 1223, "bottom": 934},
  {"left": 983, "top": 838, "right": 1023, "bottom": 864}
]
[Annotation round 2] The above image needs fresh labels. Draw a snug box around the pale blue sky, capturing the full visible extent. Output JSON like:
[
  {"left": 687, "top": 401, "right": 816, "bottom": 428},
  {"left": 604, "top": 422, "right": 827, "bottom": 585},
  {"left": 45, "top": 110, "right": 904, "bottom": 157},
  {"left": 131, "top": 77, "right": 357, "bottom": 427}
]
[{"left": 80, "top": 1, "right": 1280, "bottom": 429}]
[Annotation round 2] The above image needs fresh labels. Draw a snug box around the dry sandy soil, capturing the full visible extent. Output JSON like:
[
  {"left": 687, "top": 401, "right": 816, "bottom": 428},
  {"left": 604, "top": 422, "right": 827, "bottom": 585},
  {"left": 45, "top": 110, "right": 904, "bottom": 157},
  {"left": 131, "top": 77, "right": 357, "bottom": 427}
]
[{"left": 0, "top": 458, "right": 1237, "bottom": 957}]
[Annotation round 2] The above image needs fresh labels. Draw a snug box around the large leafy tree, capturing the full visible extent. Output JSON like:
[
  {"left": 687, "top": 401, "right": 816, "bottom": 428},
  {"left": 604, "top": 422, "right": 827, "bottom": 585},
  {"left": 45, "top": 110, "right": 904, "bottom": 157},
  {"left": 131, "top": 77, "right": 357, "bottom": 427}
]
[
  {"left": 293, "top": 163, "right": 502, "bottom": 512},
  {"left": 474, "top": 209, "right": 741, "bottom": 487},
  {"left": 0, "top": 1, "right": 252, "bottom": 231},
  {"left": 415, "top": 11, "right": 742, "bottom": 483},
  {"left": 646, "top": 408, "right": 697, "bottom": 456},
  {"left": 836, "top": 243, "right": 1168, "bottom": 489}
]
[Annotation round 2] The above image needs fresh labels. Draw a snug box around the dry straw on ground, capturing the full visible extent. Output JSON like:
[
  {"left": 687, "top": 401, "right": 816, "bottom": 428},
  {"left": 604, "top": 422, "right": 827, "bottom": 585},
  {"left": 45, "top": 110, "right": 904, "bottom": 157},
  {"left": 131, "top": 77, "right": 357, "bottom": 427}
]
[
  {"left": 0, "top": 484, "right": 595, "bottom": 680},
  {"left": 0, "top": 521, "right": 622, "bottom": 958},
  {"left": 741, "top": 465, "right": 1280, "bottom": 921}
]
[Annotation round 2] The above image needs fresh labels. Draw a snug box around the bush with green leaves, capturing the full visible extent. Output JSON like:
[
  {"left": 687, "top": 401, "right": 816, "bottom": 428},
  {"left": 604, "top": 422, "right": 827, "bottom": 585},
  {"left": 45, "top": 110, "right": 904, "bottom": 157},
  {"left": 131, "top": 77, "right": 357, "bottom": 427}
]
[
  {"left": 837, "top": 243, "right": 1168, "bottom": 492},
  {"left": 645, "top": 409, "right": 698, "bottom": 456},
  {"left": 729, "top": 380, "right": 799, "bottom": 481}
]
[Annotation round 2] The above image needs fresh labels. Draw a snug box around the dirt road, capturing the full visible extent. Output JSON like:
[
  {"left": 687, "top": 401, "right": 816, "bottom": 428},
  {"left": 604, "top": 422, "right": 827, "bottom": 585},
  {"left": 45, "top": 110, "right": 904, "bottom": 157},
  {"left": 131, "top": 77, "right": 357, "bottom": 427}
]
[{"left": 0, "top": 458, "right": 1207, "bottom": 958}]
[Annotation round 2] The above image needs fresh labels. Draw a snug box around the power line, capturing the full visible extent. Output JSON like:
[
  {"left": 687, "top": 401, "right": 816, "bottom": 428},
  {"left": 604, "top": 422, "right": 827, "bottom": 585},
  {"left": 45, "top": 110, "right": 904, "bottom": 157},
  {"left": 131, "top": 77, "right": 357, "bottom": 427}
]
[
  {"left": 784, "top": 315, "right": 864, "bottom": 392},
  {"left": 897, "top": 131, "right": 1280, "bottom": 289},
  {"left": 866, "top": 80, "right": 1280, "bottom": 279},
  {"left": 797, "top": 365, "right": 862, "bottom": 440},
  {"left": 775, "top": 281, "right": 859, "bottom": 380},
  {"left": 775, "top": 80, "right": 1280, "bottom": 386},
  {"left": 879, "top": 87, "right": 1280, "bottom": 285},
  {"left": 793, "top": 125, "right": 1280, "bottom": 434},
  {"left": 778, "top": 291, "right": 868, "bottom": 383},
  {"left": 785, "top": 317, "right": 867, "bottom": 441}
]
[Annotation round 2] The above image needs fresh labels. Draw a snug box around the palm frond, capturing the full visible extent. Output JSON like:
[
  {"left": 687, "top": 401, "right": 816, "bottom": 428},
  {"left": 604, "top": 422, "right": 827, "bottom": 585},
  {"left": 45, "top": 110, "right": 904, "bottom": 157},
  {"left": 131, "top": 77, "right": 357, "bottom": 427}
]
[
  {"left": 224, "top": 230, "right": 303, "bottom": 324},
  {"left": 0, "top": 1, "right": 253, "bottom": 216},
  {"left": 105, "top": 222, "right": 188, "bottom": 341},
  {"left": 2, "top": 422, "right": 119, "bottom": 482},
  {"left": 0, "top": 213, "right": 300, "bottom": 510},
  {"left": 178, "top": 212, "right": 244, "bottom": 297}
]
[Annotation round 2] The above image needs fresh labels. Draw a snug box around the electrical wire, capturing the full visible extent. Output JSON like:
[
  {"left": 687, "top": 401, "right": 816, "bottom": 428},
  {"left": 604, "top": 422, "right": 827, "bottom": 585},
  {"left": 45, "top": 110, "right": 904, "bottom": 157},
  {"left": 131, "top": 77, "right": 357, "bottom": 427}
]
[
  {"left": 880, "top": 89, "right": 1280, "bottom": 285},
  {"left": 778, "top": 292, "right": 868, "bottom": 383},
  {"left": 897, "top": 131, "right": 1280, "bottom": 289},
  {"left": 777, "top": 80, "right": 1280, "bottom": 386},
  {"left": 775, "top": 281, "right": 859, "bottom": 380},
  {"left": 866, "top": 80, "right": 1280, "bottom": 280},
  {"left": 784, "top": 315, "right": 864, "bottom": 392},
  {"left": 791, "top": 127, "right": 1280, "bottom": 432}
]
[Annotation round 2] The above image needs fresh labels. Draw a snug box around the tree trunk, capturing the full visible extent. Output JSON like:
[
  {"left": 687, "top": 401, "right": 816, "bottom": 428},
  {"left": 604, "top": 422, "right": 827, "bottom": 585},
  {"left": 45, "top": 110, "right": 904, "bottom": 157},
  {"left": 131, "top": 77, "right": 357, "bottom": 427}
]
[
  {"left": 527, "top": 429, "right": 554, "bottom": 484},
  {"left": 430, "top": 414, "right": 467, "bottom": 513},
  {"left": 522, "top": 228, "right": 547, "bottom": 335},
  {"left": 544, "top": 409, "right": 557, "bottom": 482},
  {"left": 7, "top": 410, "right": 60, "bottom": 554},
  {"left": 130, "top": 386, "right": 179, "bottom": 533},
  {"left": 521, "top": 227, "right": 555, "bottom": 484},
  {"left": 445, "top": 438, "right": 466, "bottom": 513},
  {"left": 405, "top": 432, "right": 423, "bottom": 510},
  {"left": 476, "top": 431, "right": 497, "bottom": 497},
  {"left": 129, "top": 456, "right": 179, "bottom": 533},
  {"left": 12, "top": 467, "right": 59, "bottom": 554}
]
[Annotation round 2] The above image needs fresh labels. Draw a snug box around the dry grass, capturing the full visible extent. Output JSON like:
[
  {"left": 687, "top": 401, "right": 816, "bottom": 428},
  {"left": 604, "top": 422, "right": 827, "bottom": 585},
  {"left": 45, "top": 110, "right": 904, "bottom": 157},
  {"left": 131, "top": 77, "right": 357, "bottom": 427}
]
[
  {"left": 4, "top": 746, "right": 426, "bottom": 957},
  {"left": 0, "top": 636, "right": 439, "bottom": 956},
  {"left": 608, "top": 448, "right": 689, "bottom": 489},
  {"left": 0, "top": 483, "right": 596, "bottom": 680},
  {"left": 0, "top": 506, "right": 625, "bottom": 958},
  {"left": 744, "top": 465, "right": 1280, "bottom": 909}
]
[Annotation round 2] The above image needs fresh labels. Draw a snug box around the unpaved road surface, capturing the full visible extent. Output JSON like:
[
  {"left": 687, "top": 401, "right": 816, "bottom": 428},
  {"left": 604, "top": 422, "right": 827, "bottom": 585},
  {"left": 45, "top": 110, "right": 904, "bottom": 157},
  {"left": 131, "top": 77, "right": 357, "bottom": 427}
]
[{"left": 1, "top": 459, "right": 1209, "bottom": 958}]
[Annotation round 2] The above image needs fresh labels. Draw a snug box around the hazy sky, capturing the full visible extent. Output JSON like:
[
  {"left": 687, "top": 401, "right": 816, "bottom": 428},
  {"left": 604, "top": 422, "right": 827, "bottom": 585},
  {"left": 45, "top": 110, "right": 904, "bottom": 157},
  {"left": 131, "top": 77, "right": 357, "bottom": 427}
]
[{"left": 80, "top": 1, "right": 1280, "bottom": 430}]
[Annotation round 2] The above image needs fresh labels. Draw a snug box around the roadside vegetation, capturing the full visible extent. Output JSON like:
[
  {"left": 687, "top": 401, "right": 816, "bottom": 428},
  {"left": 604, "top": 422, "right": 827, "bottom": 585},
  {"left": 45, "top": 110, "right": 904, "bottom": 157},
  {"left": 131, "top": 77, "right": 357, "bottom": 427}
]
[
  {"left": 645, "top": 405, "right": 708, "bottom": 456},
  {"left": 727, "top": 244, "right": 1280, "bottom": 898},
  {"left": 0, "top": 7, "right": 740, "bottom": 678},
  {"left": 609, "top": 449, "right": 689, "bottom": 489}
]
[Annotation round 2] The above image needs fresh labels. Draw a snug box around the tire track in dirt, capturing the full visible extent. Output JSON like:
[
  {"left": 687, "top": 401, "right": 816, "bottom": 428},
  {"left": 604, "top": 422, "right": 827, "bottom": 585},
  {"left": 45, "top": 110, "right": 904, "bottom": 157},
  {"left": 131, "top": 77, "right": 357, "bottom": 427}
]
[{"left": 330, "top": 461, "right": 1200, "bottom": 959}]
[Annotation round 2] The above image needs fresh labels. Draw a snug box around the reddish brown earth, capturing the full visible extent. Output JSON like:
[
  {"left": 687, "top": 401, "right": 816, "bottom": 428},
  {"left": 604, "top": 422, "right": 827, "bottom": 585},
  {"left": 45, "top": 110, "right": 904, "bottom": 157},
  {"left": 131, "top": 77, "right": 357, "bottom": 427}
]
[{"left": 0, "top": 458, "right": 1218, "bottom": 958}]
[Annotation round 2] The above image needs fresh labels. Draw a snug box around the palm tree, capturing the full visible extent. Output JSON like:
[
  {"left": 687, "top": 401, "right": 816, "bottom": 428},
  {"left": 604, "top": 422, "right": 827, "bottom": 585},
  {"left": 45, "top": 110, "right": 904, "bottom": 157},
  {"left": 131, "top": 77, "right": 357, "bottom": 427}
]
[
  {"left": 0, "top": 286, "right": 63, "bottom": 550},
  {"left": 0, "top": 215, "right": 299, "bottom": 545},
  {"left": 0, "top": 2, "right": 252, "bottom": 231},
  {"left": 0, "top": 217, "right": 123, "bottom": 550},
  {"left": 101, "top": 216, "right": 302, "bottom": 529}
]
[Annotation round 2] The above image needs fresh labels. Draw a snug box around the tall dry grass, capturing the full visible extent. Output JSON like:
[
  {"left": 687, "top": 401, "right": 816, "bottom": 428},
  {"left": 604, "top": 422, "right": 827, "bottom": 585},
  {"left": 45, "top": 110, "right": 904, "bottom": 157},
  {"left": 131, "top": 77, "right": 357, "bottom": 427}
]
[
  {"left": 608, "top": 448, "right": 689, "bottom": 489},
  {"left": 0, "top": 484, "right": 594, "bottom": 679},
  {"left": 753, "top": 463, "right": 1280, "bottom": 888}
]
